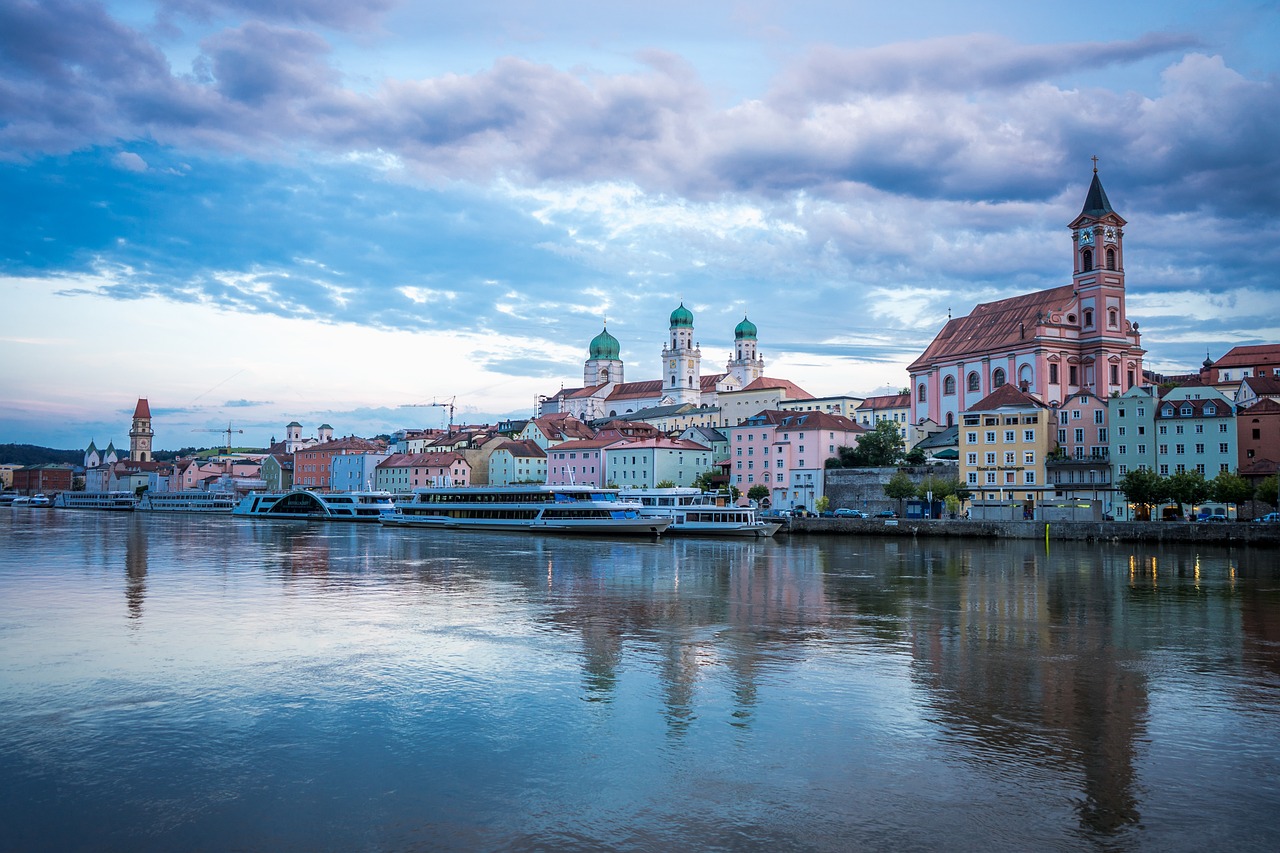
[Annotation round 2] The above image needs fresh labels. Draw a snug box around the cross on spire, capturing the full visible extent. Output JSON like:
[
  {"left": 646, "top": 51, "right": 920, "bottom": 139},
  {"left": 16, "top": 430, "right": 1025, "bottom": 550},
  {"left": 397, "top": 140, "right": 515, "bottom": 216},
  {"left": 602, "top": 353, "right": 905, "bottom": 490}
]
[{"left": 1091, "top": 154, "right": 1099, "bottom": 174}]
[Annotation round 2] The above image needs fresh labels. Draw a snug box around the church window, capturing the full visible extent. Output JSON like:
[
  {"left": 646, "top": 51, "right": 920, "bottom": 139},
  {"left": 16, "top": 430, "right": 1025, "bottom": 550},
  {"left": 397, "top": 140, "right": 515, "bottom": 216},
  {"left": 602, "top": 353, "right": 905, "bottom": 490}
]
[
  {"left": 1083, "top": 309, "right": 1093, "bottom": 328},
  {"left": 1082, "top": 249, "right": 1093, "bottom": 271},
  {"left": 967, "top": 372, "right": 980, "bottom": 392},
  {"left": 943, "top": 376, "right": 956, "bottom": 395},
  {"left": 1109, "top": 309, "right": 1118, "bottom": 327},
  {"left": 1049, "top": 363, "right": 1059, "bottom": 384},
  {"left": 1110, "top": 364, "right": 1119, "bottom": 385},
  {"left": 1106, "top": 248, "right": 1116, "bottom": 270},
  {"left": 946, "top": 412, "right": 954, "bottom": 427},
  {"left": 1069, "top": 365, "right": 1078, "bottom": 386},
  {"left": 1018, "top": 364, "right": 1033, "bottom": 389},
  {"left": 918, "top": 384, "right": 927, "bottom": 403},
  {"left": 992, "top": 368, "right": 1006, "bottom": 388}
]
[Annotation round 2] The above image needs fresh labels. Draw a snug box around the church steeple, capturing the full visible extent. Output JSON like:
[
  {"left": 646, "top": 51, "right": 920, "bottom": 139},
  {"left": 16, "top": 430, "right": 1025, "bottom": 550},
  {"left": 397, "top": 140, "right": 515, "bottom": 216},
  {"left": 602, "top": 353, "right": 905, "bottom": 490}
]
[
  {"left": 129, "top": 398, "right": 153, "bottom": 462},
  {"left": 661, "top": 303, "right": 701, "bottom": 404}
]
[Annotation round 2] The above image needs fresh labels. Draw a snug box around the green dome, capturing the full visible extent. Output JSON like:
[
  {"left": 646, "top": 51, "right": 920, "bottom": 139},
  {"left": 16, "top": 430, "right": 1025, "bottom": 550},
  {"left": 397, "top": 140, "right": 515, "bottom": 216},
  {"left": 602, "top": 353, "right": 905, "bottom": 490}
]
[
  {"left": 734, "top": 315, "right": 757, "bottom": 340},
  {"left": 669, "top": 302, "right": 694, "bottom": 328},
  {"left": 589, "top": 326, "right": 620, "bottom": 360}
]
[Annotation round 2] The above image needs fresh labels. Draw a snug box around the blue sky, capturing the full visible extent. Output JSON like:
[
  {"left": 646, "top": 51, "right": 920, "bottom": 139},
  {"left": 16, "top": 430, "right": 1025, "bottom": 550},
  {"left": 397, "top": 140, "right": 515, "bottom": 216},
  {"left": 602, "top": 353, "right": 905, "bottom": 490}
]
[{"left": 2, "top": 0, "right": 1278, "bottom": 450}]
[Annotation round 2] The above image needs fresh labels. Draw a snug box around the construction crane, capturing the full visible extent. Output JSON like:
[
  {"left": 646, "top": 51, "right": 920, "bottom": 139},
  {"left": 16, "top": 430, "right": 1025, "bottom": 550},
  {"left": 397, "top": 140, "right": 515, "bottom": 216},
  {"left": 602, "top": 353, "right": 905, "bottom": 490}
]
[
  {"left": 192, "top": 422, "right": 244, "bottom": 454},
  {"left": 403, "top": 397, "right": 456, "bottom": 434}
]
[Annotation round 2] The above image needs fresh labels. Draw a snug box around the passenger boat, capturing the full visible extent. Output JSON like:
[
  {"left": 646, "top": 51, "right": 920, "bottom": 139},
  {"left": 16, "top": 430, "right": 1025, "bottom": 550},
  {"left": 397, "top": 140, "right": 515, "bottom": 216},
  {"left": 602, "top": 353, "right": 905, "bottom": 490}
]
[
  {"left": 137, "top": 491, "right": 238, "bottom": 513},
  {"left": 619, "top": 487, "right": 782, "bottom": 537},
  {"left": 232, "top": 489, "right": 397, "bottom": 522},
  {"left": 28, "top": 494, "right": 52, "bottom": 508},
  {"left": 381, "top": 485, "right": 672, "bottom": 536},
  {"left": 52, "top": 491, "right": 138, "bottom": 511}
]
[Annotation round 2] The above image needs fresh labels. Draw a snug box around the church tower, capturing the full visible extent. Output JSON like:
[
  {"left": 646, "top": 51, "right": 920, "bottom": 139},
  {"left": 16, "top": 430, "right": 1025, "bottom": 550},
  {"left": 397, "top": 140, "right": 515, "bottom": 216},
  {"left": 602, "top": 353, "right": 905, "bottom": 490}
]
[
  {"left": 129, "top": 398, "right": 153, "bottom": 462},
  {"left": 726, "top": 315, "right": 764, "bottom": 387},
  {"left": 661, "top": 303, "right": 702, "bottom": 405},
  {"left": 583, "top": 325, "right": 624, "bottom": 387},
  {"left": 1068, "top": 160, "right": 1137, "bottom": 396}
]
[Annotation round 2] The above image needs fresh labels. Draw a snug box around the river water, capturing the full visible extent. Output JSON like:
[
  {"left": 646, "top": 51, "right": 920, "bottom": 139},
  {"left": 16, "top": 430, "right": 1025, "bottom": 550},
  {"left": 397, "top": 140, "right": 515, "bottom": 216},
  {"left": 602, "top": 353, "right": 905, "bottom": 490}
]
[{"left": 1, "top": 510, "right": 1278, "bottom": 852}]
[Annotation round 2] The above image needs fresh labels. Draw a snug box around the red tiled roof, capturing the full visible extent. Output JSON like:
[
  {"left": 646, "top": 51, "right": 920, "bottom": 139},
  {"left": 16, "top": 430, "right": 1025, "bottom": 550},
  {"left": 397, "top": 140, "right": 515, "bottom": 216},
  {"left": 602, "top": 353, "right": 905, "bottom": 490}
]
[
  {"left": 378, "top": 452, "right": 467, "bottom": 469},
  {"left": 856, "top": 393, "right": 910, "bottom": 411},
  {"left": 700, "top": 373, "right": 728, "bottom": 391},
  {"left": 966, "top": 384, "right": 1047, "bottom": 412},
  {"left": 741, "top": 376, "right": 813, "bottom": 398},
  {"left": 908, "top": 285, "right": 1077, "bottom": 371},
  {"left": 774, "top": 411, "right": 863, "bottom": 433},
  {"left": 604, "top": 436, "right": 712, "bottom": 451},
  {"left": 1241, "top": 376, "right": 1280, "bottom": 396},
  {"left": 1241, "top": 397, "right": 1280, "bottom": 415},
  {"left": 606, "top": 380, "right": 665, "bottom": 400},
  {"left": 1212, "top": 345, "right": 1280, "bottom": 369},
  {"left": 133, "top": 398, "right": 151, "bottom": 419},
  {"left": 494, "top": 440, "right": 546, "bottom": 459}
]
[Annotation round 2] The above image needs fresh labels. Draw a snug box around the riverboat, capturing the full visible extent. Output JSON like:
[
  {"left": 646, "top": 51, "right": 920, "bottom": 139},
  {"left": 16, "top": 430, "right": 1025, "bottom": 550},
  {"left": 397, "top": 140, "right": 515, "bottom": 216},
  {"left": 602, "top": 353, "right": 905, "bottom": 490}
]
[
  {"left": 137, "top": 491, "right": 238, "bottom": 513},
  {"left": 19, "top": 494, "right": 53, "bottom": 508},
  {"left": 52, "top": 491, "right": 138, "bottom": 511},
  {"left": 381, "top": 485, "right": 672, "bottom": 536},
  {"left": 232, "top": 489, "right": 397, "bottom": 522},
  {"left": 619, "top": 487, "right": 782, "bottom": 537}
]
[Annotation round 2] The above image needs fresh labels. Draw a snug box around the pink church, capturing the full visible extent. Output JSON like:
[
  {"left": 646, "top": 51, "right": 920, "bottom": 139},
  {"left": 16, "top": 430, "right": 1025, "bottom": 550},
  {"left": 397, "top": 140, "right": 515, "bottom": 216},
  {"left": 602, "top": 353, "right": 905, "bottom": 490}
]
[{"left": 908, "top": 167, "right": 1146, "bottom": 429}]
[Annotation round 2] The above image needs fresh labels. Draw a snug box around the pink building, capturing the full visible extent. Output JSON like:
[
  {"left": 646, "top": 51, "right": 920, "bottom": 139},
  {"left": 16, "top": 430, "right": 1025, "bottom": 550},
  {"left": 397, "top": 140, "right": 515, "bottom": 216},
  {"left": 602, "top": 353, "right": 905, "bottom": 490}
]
[
  {"left": 375, "top": 452, "right": 471, "bottom": 491},
  {"left": 909, "top": 168, "right": 1145, "bottom": 429},
  {"left": 546, "top": 438, "right": 616, "bottom": 487},
  {"left": 728, "top": 410, "right": 864, "bottom": 510}
]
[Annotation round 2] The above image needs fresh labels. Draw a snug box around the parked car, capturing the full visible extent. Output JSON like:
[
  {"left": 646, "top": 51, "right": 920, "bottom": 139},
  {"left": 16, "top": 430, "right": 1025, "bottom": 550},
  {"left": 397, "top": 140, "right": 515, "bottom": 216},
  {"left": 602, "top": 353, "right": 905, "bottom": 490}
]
[
  {"left": 1256, "top": 512, "right": 1280, "bottom": 523},
  {"left": 1198, "top": 515, "right": 1227, "bottom": 523},
  {"left": 874, "top": 510, "right": 898, "bottom": 518},
  {"left": 833, "top": 508, "right": 866, "bottom": 518}
]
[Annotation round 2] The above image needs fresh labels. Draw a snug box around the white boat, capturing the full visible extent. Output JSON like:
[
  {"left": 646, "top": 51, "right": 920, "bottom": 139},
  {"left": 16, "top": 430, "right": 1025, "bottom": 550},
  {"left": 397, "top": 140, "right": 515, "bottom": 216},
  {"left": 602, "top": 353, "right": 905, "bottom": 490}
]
[
  {"left": 52, "top": 491, "right": 138, "bottom": 511},
  {"left": 233, "top": 489, "right": 397, "bottom": 522},
  {"left": 381, "top": 485, "right": 672, "bottom": 537},
  {"left": 620, "top": 487, "right": 782, "bottom": 537},
  {"left": 28, "top": 494, "right": 52, "bottom": 508},
  {"left": 137, "top": 491, "right": 238, "bottom": 513},
  {"left": 10, "top": 496, "right": 30, "bottom": 507}
]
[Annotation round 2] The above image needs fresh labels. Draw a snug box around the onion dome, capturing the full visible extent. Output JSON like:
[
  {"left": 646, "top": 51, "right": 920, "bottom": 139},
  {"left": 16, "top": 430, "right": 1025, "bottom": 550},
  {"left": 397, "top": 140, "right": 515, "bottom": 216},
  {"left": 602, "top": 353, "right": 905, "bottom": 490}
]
[
  {"left": 589, "top": 325, "right": 621, "bottom": 360},
  {"left": 669, "top": 302, "right": 694, "bottom": 329},
  {"left": 734, "top": 315, "right": 758, "bottom": 341}
]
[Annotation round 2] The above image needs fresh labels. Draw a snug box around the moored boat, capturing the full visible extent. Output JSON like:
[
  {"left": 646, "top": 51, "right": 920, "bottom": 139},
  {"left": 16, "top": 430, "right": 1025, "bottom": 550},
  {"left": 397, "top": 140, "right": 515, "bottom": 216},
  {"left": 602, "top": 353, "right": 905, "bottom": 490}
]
[
  {"left": 137, "top": 491, "right": 238, "bottom": 513},
  {"left": 381, "top": 485, "right": 671, "bottom": 536},
  {"left": 233, "top": 489, "right": 397, "bottom": 522},
  {"left": 620, "top": 487, "right": 781, "bottom": 537},
  {"left": 52, "top": 491, "right": 138, "bottom": 511},
  {"left": 28, "top": 494, "right": 52, "bottom": 508}
]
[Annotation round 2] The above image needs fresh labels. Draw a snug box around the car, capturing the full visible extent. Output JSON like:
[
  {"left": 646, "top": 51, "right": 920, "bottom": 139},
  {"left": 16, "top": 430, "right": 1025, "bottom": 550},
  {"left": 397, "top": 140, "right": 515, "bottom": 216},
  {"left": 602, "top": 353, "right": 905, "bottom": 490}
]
[
  {"left": 874, "top": 510, "right": 898, "bottom": 518},
  {"left": 1256, "top": 512, "right": 1280, "bottom": 523},
  {"left": 833, "top": 508, "right": 866, "bottom": 518},
  {"left": 819, "top": 510, "right": 835, "bottom": 518},
  {"left": 1198, "top": 515, "right": 1227, "bottom": 523}
]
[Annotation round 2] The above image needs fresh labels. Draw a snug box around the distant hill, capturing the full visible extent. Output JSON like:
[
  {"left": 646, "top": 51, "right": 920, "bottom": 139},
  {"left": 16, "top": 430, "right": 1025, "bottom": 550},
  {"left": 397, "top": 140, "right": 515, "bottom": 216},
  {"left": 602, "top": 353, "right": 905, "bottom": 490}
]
[{"left": 0, "top": 444, "right": 83, "bottom": 466}]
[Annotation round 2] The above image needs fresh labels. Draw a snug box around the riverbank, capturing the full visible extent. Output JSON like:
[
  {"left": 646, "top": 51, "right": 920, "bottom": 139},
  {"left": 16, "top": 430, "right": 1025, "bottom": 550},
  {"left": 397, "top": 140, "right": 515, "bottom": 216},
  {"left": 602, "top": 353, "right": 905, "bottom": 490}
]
[{"left": 788, "top": 516, "right": 1280, "bottom": 545}]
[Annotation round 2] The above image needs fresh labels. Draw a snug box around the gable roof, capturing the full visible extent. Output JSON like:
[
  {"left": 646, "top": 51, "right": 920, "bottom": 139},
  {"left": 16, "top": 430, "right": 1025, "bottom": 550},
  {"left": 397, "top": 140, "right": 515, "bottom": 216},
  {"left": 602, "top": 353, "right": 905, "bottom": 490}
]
[
  {"left": 967, "top": 384, "right": 1046, "bottom": 412},
  {"left": 856, "top": 393, "right": 910, "bottom": 411},
  {"left": 908, "top": 285, "right": 1077, "bottom": 370},
  {"left": 1212, "top": 344, "right": 1280, "bottom": 370},
  {"left": 493, "top": 440, "right": 546, "bottom": 459},
  {"left": 741, "top": 376, "right": 813, "bottom": 398}
]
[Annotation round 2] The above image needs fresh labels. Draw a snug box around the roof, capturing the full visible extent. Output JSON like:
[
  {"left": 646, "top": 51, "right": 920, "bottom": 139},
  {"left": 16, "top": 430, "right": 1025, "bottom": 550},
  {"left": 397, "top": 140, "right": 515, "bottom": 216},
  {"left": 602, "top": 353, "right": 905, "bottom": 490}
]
[
  {"left": 377, "top": 452, "right": 467, "bottom": 469},
  {"left": 603, "top": 437, "right": 712, "bottom": 452},
  {"left": 1240, "top": 376, "right": 1280, "bottom": 396},
  {"left": 856, "top": 392, "right": 910, "bottom": 411},
  {"left": 1155, "top": 398, "right": 1233, "bottom": 419},
  {"left": 530, "top": 415, "right": 594, "bottom": 441},
  {"left": 740, "top": 409, "right": 863, "bottom": 432},
  {"left": 1211, "top": 344, "right": 1280, "bottom": 370},
  {"left": 547, "top": 437, "right": 624, "bottom": 452},
  {"left": 1241, "top": 397, "right": 1280, "bottom": 416},
  {"left": 605, "top": 379, "right": 664, "bottom": 401},
  {"left": 740, "top": 376, "right": 813, "bottom": 398},
  {"left": 300, "top": 437, "right": 385, "bottom": 453},
  {"left": 1078, "top": 171, "right": 1115, "bottom": 219},
  {"left": 966, "top": 384, "right": 1047, "bottom": 412},
  {"left": 132, "top": 398, "right": 151, "bottom": 419},
  {"left": 493, "top": 440, "right": 546, "bottom": 459},
  {"left": 916, "top": 425, "right": 959, "bottom": 450},
  {"left": 908, "top": 284, "right": 1077, "bottom": 370},
  {"left": 683, "top": 425, "right": 727, "bottom": 443}
]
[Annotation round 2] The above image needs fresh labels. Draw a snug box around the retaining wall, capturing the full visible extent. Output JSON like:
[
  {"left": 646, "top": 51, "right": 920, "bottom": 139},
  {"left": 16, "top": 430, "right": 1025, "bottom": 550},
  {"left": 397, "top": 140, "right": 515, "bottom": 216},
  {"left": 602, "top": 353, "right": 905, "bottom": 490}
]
[{"left": 786, "top": 517, "right": 1280, "bottom": 546}]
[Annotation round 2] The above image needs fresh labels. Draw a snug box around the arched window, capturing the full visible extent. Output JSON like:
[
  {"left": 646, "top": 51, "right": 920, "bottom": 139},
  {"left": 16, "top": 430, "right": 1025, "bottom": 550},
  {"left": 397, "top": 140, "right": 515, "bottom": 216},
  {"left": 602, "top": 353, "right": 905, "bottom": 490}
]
[
  {"left": 943, "top": 375, "right": 956, "bottom": 395},
  {"left": 992, "top": 368, "right": 1007, "bottom": 388},
  {"left": 946, "top": 411, "right": 954, "bottom": 427},
  {"left": 967, "top": 372, "right": 980, "bottom": 392},
  {"left": 1083, "top": 309, "right": 1093, "bottom": 328},
  {"left": 917, "top": 383, "right": 927, "bottom": 403},
  {"left": 1018, "top": 364, "right": 1033, "bottom": 389},
  {"left": 1106, "top": 248, "right": 1116, "bottom": 270},
  {"left": 1108, "top": 309, "right": 1118, "bottom": 327},
  {"left": 1082, "top": 249, "right": 1093, "bottom": 271}
]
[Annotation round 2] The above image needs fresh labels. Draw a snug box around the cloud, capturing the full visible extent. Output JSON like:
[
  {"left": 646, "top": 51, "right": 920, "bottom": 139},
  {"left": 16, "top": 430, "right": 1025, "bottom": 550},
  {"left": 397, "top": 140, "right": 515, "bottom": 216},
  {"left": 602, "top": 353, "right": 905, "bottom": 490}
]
[
  {"left": 224, "top": 398, "right": 273, "bottom": 407},
  {"left": 112, "top": 151, "right": 148, "bottom": 172},
  {"left": 158, "top": 0, "right": 396, "bottom": 32}
]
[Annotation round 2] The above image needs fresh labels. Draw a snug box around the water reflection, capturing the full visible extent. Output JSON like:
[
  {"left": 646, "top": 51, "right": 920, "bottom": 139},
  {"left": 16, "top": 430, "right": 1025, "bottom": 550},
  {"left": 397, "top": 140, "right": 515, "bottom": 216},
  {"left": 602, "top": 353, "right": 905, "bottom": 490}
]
[{"left": 2, "top": 512, "right": 1278, "bottom": 852}]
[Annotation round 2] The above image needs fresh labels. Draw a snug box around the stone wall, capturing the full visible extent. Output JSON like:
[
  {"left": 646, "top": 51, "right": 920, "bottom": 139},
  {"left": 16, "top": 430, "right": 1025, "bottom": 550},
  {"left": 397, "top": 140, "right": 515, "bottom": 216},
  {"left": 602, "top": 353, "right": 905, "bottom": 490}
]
[
  {"left": 823, "top": 464, "right": 959, "bottom": 514},
  {"left": 786, "top": 516, "right": 1280, "bottom": 546}
]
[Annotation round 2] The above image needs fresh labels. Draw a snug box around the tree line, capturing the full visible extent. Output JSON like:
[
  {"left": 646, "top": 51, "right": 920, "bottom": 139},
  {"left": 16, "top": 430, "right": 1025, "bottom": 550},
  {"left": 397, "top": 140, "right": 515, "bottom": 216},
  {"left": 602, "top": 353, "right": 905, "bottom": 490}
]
[{"left": 1117, "top": 468, "right": 1277, "bottom": 519}]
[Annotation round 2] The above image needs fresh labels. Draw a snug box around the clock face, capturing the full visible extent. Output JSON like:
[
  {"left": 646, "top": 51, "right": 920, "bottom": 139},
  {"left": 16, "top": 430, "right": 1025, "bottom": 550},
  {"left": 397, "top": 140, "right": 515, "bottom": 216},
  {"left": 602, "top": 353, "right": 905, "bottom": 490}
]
[
  {"left": 1104, "top": 226, "right": 1117, "bottom": 243},
  {"left": 669, "top": 360, "right": 676, "bottom": 368},
  {"left": 1078, "top": 229, "right": 1093, "bottom": 245}
]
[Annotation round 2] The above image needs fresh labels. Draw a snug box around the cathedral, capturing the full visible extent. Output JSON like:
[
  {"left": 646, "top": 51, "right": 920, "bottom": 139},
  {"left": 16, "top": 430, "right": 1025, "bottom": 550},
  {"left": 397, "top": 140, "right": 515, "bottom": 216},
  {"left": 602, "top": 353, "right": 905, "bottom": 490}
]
[{"left": 543, "top": 304, "right": 767, "bottom": 420}]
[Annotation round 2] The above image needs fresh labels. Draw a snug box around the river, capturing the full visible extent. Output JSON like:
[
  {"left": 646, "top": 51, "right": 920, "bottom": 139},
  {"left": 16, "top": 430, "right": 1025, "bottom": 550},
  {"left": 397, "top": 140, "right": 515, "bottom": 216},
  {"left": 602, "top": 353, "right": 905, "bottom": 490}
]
[{"left": 1, "top": 510, "right": 1278, "bottom": 851}]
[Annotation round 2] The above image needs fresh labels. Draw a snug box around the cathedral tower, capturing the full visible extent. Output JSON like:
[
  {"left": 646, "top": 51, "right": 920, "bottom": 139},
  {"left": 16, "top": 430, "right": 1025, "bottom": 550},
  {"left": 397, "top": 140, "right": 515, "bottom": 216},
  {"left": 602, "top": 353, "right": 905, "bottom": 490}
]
[
  {"left": 661, "top": 303, "right": 702, "bottom": 405},
  {"left": 129, "top": 398, "right": 153, "bottom": 462},
  {"left": 584, "top": 325, "right": 624, "bottom": 387},
  {"left": 726, "top": 315, "right": 764, "bottom": 387}
]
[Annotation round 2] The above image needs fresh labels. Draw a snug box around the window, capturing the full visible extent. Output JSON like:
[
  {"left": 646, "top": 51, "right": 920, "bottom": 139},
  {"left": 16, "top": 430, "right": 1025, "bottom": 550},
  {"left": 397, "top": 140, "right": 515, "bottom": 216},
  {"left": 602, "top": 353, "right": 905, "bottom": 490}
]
[
  {"left": 968, "top": 472, "right": 978, "bottom": 484},
  {"left": 1049, "top": 363, "right": 1059, "bottom": 384},
  {"left": 1069, "top": 365, "right": 1078, "bottom": 386},
  {"left": 944, "top": 375, "right": 956, "bottom": 395},
  {"left": 1220, "top": 443, "right": 1230, "bottom": 453},
  {"left": 1005, "top": 451, "right": 1016, "bottom": 465},
  {"left": 1159, "top": 444, "right": 1168, "bottom": 454},
  {"left": 1024, "top": 430, "right": 1035, "bottom": 442},
  {"left": 1176, "top": 425, "right": 1184, "bottom": 435},
  {"left": 985, "top": 472, "right": 997, "bottom": 485},
  {"left": 1159, "top": 425, "right": 1167, "bottom": 435},
  {"left": 1094, "top": 410, "right": 1104, "bottom": 424},
  {"left": 1176, "top": 444, "right": 1185, "bottom": 455},
  {"left": 967, "top": 372, "right": 981, "bottom": 392},
  {"left": 992, "top": 368, "right": 1006, "bottom": 388},
  {"left": 1195, "top": 424, "right": 1203, "bottom": 434},
  {"left": 1119, "top": 445, "right": 1127, "bottom": 455},
  {"left": 1118, "top": 426, "right": 1126, "bottom": 436},
  {"left": 1060, "top": 411, "right": 1070, "bottom": 425},
  {"left": 1106, "top": 248, "right": 1116, "bottom": 270},
  {"left": 1024, "top": 471, "right": 1036, "bottom": 484},
  {"left": 1005, "top": 430, "right": 1015, "bottom": 442},
  {"left": 1097, "top": 428, "right": 1108, "bottom": 442},
  {"left": 985, "top": 431, "right": 996, "bottom": 443},
  {"left": 1110, "top": 364, "right": 1119, "bottom": 385},
  {"left": 1057, "top": 429, "right": 1067, "bottom": 444},
  {"left": 1075, "top": 428, "right": 1084, "bottom": 443},
  {"left": 1109, "top": 309, "right": 1118, "bottom": 327},
  {"left": 966, "top": 453, "right": 977, "bottom": 465},
  {"left": 1138, "top": 444, "right": 1147, "bottom": 455},
  {"left": 1083, "top": 309, "right": 1093, "bottom": 328},
  {"left": 985, "top": 452, "right": 996, "bottom": 465},
  {"left": 1119, "top": 465, "right": 1128, "bottom": 475},
  {"left": 966, "top": 432, "right": 978, "bottom": 443},
  {"left": 1024, "top": 451, "right": 1035, "bottom": 464},
  {"left": 1220, "top": 423, "right": 1228, "bottom": 433},
  {"left": 918, "top": 384, "right": 927, "bottom": 403},
  {"left": 1160, "top": 464, "right": 1169, "bottom": 475},
  {"left": 1196, "top": 444, "right": 1205, "bottom": 454},
  {"left": 1082, "top": 248, "right": 1093, "bottom": 271}
]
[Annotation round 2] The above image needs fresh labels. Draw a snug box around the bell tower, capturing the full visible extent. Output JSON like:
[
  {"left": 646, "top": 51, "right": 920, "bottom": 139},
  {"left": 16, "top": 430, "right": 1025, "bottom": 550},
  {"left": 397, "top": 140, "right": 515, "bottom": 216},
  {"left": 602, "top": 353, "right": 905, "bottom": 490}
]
[
  {"left": 129, "top": 398, "right": 153, "bottom": 462},
  {"left": 661, "top": 303, "right": 702, "bottom": 405},
  {"left": 726, "top": 315, "right": 764, "bottom": 387}
]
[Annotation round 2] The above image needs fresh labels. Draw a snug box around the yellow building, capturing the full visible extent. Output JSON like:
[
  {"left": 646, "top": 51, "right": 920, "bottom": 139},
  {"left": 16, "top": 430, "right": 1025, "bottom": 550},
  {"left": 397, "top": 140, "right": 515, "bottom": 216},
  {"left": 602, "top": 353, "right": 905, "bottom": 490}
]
[{"left": 960, "top": 385, "right": 1053, "bottom": 507}]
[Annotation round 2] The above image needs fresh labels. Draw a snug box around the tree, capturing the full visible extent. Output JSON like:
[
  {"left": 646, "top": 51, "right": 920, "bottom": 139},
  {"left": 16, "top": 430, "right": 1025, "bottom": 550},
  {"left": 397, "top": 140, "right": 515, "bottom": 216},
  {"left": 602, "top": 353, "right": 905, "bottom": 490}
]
[
  {"left": 1256, "top": 474, "right": 1279, "bottom": 509},
  {"left": 1210, "top": 471, "right": 1253, "bottom": 517},
  {"left": 854, "top": 421, "right": 906, "bottom": 467},
  {"left": 944, "top": 494, "right": 961, "bottom": 518},
  {"left": 747, "top": 485, "right": 769, "bottom": 504},
  {"left": 1167, "top": 470, "right": 1210, "bottom": 519},
  {"left": 1118, "top": 468, "right": 1168, "bottom": 521},
  {"left": 815, "top": 495, "right": 831, "bottom": 514},
  {"left": 904, "top": 447, "right": 927, "bottom": 465},
  {"left": 884, "top": 470, "right": 917, "bottom": 515},
  {"left": 655, "top": 479, "right": 677, "bottom": 489},
  {"left": 692, "top": 470, "right": 720, "bottom": 493}
]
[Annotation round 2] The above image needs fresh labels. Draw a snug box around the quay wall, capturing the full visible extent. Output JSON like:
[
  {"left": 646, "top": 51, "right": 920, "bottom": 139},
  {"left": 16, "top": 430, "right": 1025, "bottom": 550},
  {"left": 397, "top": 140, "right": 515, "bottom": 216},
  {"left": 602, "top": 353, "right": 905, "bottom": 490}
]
[{"left": 786, "top": 517, "right": 1280, "bottom": 546}]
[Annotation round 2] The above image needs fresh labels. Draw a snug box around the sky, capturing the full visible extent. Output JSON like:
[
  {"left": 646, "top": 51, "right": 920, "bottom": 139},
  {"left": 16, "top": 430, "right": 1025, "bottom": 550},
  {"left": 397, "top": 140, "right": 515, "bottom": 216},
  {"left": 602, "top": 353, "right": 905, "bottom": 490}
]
[{"left": 2, "top": 0, "right": 1279, "bottom": 451}]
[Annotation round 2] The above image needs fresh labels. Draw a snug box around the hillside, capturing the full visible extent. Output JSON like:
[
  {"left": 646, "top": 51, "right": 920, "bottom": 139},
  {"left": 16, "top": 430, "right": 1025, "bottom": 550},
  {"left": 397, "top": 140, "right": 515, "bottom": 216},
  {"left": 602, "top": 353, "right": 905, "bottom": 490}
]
[{"left": 0, "top": 444, "right": 82, "bottom": 466}]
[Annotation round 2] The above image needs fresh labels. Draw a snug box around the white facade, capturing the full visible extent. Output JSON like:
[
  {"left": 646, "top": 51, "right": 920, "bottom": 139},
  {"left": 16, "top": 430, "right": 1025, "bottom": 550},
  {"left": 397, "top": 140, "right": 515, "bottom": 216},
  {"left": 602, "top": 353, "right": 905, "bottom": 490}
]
[{"left": 332, "top": 451, "right": 390, "bottom": 492}]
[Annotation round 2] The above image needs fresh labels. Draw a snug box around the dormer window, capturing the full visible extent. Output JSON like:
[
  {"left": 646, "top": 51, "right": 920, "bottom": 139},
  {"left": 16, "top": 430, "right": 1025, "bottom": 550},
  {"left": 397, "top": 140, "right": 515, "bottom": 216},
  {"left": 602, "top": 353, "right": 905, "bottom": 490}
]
[
  {"left": 1205, "top": 405, "right": 1216, "bottom": 415},
  {"left": 1180, "top": 405, "right": 1192, "bottom": 416}
]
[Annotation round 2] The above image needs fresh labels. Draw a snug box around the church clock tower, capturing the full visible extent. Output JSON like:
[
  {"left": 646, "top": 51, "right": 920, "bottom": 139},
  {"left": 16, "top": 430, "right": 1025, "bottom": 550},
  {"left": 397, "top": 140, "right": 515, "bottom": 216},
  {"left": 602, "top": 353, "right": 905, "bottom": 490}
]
[
  {"left": 129, "top": 398, "right": 153, "bottom": 462},
  {"left": 661, "top": 303, "right": 702, "bottom": 405}
]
